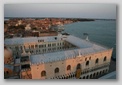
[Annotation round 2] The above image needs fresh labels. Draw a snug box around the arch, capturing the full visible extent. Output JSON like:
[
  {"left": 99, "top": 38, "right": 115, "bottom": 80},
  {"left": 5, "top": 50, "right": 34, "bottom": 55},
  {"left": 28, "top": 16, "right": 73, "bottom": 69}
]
[
  {"left": 55, "top": 67, "right": 59, "bottom": 73},
  {"left": 106, "top": 69, "right": 108, "bottom": 73},
  {"left": 86, "top": 75, "right": 89, "bottom": 79},
  {"left": 83, "top": 76, "right": 85, "bottom": 79},
  {"left": 97, "top": 72, "right": 99, "bottom": 76},
  {"left": 93, "top": 73, "right": 96, "bottom": 77},
  {"left": 67, "top": 65, "right": 71, "bottom": 71},
  {"left": 103, "top": 56, "right": 107, "bottom": 61},
  {"left": 95, "top": 58, "right": 99, "bottom": 64},
  {"left": 103, "top": 70, "right": 105, "bottom": 74},
  {"left": 41, "top": 70, "right": 46, "bottom": 77},
  {"left": 86, "top": 61, "right": 89, "bottom": 66},
  {"left": 90, "top": 74, "right": 92, "bottom": 79},
  {"left": 76, "top": 63, "right": 81, "bottom": 69},
  {"left": 100, "top": 71, "right": 102, "bottom": 75}
]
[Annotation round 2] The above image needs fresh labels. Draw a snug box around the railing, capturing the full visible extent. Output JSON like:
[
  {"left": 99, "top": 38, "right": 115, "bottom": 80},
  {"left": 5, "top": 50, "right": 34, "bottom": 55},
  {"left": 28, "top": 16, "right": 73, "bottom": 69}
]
[
  {"left": 82, "top": 63, "right": 110, "bottom": 74},
  {"left": 49, "top": 63, "right": 110, "bottom": 79}
]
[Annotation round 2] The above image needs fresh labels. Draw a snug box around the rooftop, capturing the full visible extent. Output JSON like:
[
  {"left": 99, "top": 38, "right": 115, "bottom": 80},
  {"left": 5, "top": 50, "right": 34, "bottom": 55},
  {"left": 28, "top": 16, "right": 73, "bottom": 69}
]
[
  {"left": 5, "top": 34, "right": 109, "bottom": 65},
  {"left": 29, "top": 34, "right": 108, "bottom": 65},
  {"left": 4, "top": 34, "right": 61, "bottom": 45}
]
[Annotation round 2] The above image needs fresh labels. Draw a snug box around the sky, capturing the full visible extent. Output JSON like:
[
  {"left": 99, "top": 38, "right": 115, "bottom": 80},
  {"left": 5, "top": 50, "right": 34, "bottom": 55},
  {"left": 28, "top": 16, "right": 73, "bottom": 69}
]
[{"left": 4, "top": 4, "right": 116, "bottom": 19}]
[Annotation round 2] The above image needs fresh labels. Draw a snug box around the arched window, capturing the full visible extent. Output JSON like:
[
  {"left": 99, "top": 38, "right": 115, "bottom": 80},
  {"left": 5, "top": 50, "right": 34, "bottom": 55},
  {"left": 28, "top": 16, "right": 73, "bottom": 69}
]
[
  {"left": 41, "top": 70, "right": 46, "bottom": 77},
  {"left": 95, "top": 58, "right": 99, "bottom": 64},
  {"left": 103, "top": 56, "right": 107, "bottom": 61},
  {"left": 55, "top": 67, "right": 59, "bottom": 73},
  {"left": 67, "top": 65, "right": 71, "bottom": 71},
  {"left": 76, "top": 63, "right": 81, "bottom": 69},
  {"left": 86, "top": 61, "right": 89, "bottom": 66}
]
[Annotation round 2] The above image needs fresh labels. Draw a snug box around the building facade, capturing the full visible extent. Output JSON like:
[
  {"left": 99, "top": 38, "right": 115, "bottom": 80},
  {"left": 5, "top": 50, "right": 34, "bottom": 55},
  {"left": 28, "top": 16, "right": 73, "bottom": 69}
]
[{"left": 4, "top": 34, "right": 113, "bottom": 79}]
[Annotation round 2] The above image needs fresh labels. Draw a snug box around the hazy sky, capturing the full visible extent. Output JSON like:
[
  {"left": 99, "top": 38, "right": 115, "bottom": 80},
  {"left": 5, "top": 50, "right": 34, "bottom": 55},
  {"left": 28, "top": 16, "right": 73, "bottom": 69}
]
[{"left": 4, "top": 4, "right": 116, "bottom": 19}]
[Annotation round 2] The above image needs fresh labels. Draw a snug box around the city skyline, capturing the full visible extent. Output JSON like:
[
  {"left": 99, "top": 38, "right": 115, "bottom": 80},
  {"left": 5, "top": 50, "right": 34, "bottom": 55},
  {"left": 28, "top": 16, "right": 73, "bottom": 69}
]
[{"left": 4, "top": 4, "right": 116, "bottom": 19}]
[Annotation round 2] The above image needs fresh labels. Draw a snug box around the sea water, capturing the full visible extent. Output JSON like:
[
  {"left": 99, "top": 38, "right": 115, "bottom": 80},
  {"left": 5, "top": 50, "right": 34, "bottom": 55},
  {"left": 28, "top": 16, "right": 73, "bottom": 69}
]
[{"left": 64, "top": 20, "right": 116, "bottom": 59}]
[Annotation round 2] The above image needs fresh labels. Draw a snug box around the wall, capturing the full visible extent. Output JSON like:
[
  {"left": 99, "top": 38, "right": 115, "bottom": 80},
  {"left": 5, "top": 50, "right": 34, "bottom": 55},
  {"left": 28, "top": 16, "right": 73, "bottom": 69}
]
[{"left": 30, "top": 48, "right": 113, "bottom": 79}]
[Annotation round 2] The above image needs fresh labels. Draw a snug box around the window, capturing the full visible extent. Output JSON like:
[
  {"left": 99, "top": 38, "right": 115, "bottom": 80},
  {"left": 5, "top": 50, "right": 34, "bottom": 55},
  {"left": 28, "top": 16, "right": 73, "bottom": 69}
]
[
  {"left": 41, "top": 70, "right": 46, "bottom": 77},
  {"left": 48, "top": 44, "right": 51, "bottom": 47},
  {"left": 77, "top": 63, "right": 81, "bottom": 69},
  {"left": 52, "top": 43, "right": 56, "bottom": 46},
  {"left": 38, "top": 40, "right": 44, "bottom": 42},
  {"left": 43, "top": 49, "right": 45, "bottom": 52},
  {"left": 45, "top": 44, "right": 46, "bottom": 47},
  {"left": 35, "top": 45, "right": 38, "bottom": 48},
  {"left": 36, "top": 50, "right": 38, "bottom": 52},
  {"left": 89, "top": 57, "right": 91, "bottom": 60},
  {"left": 55, "top": 67, "right": 59, "bottom": 73},
  {"left": 95, "top": 58, "right": 99, "bottom": 64},
  {"left": 67, "top": 65, "right": 71, "bottom": 71},
  {"left": 103, "top": 56, "right": 107, "bottom": 61},
  {"left": 86, "top": 61, "right": 89, "bottom": 66},
  {"left": 31, "top": 45, "right": 34, "bottom": 49}
]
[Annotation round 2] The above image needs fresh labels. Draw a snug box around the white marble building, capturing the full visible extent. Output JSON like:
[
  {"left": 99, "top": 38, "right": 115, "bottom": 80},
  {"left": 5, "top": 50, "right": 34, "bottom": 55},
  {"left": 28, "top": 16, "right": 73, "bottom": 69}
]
[{"left": 4, "top": 34, "right": 113, "bottom": 79}]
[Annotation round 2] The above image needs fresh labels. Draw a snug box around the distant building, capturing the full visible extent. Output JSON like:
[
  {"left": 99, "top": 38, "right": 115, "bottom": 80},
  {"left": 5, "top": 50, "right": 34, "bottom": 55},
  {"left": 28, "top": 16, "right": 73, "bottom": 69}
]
[
  {"left": 4, "top": 34, "right": 113, "bottom": 79},
  {"left": 18, "top": 20, "right": 22, "bottom": 25},
  {"left": 25, "top": 24, "right": 31, "bottom": 31}
]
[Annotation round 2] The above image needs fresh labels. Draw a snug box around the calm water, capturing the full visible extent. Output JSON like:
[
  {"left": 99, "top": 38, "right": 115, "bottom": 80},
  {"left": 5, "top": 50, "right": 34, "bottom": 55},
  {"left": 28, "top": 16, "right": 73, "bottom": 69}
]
[{"left": 64, "top": 20, "right": 116, "bottom": 58}]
